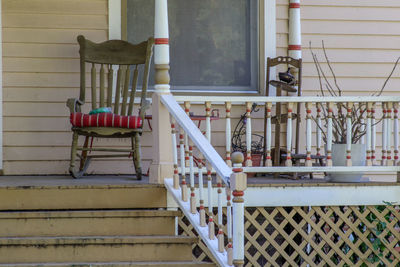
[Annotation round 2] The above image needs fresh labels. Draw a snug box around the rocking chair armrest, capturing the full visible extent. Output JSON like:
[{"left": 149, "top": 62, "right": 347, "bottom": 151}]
[{"left": 66, "top": 98, "right": 84, "bottom": 113}]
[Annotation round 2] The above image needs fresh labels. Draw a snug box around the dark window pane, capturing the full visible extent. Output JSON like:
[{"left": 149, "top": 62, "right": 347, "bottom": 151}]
[{"left": 127, "top": 0, "right": 258, "bottom": 91}]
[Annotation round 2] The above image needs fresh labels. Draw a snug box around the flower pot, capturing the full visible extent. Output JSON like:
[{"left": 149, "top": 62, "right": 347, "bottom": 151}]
[{"left": 326, "top": 143, "right": 366, "bottom": 182}]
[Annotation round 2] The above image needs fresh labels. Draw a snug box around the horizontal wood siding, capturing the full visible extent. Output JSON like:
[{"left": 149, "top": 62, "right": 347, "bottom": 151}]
[
  {"left": 2, "top": 0, "right": 117, "bottom": 175},
  {"left": 277, "top": 0, "right": 400, "bottom": 96}
]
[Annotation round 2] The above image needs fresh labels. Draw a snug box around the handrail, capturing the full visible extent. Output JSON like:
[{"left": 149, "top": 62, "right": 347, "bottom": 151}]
[
  {"left": 161, "top": 94, "right": 232, "bottom": 185},
  {"left": 175, "top": 95, "right": 400, "bottom": 103}
]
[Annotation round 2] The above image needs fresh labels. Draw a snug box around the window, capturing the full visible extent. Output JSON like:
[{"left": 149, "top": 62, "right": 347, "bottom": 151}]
[{"left": 126, "top": 0, "right": 260, "bottom": 93}]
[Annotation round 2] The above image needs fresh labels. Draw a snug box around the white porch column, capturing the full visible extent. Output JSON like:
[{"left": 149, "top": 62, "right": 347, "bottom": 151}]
[
  {"left": 149, "top": 0, "right": 174, "bottom": 183},
  {"left": 288, "top": 0, "right": 301, "bottom": 60}
]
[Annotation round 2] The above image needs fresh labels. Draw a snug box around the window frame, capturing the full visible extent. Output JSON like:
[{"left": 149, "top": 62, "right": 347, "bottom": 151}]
[{"left": 109, "top": 0, "right": 276, "bottom": 96}]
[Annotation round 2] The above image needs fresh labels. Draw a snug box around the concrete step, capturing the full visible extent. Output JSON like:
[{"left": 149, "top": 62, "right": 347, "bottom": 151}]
[
  {"left": 0, "top": 262, "right": 216, "bottom": 266},
  {"left": 0, "top": 183, "right": 167, "bottom": 210},
  {"left": 0, "top": 236, "right": 198, "bottom": 263},
  {"left": 0, "top": 210, "right": 180, "bottom": 237}
]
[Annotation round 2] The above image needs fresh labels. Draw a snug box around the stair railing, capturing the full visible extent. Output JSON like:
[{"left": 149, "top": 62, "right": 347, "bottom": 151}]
[{"left": 161, "top": 94, "right": 245, "bottom": 267}]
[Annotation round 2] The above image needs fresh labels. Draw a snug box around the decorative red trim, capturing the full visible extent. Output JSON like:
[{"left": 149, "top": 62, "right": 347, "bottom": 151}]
[
  {"left": 233, "top": 168, "right": 243, "bottom": 173},
  {"left": 327, "top": 156, "right": 332, "bottom": 160},
  {"left": 288, "top": 44, "right": 301, "bottom": 50},
  {"left": 233, "top": 191, "right": 244, "bottom": 197},
  {"left": 346, "top": 156, "right": 351, "bottom": 159},
  {"left": 174, "top": 170, "right": 178, "bottom": 174},
  {"left": 181, "top": 181, "right": 186, "bottom": 185},
  {"left": 191, "top": 192, "right": 195, "bottom": 197},
  {"left": 289, "top": 3, "right": 300, "bottom": 8},
  {"left": 288, "top": 109, "right": 293, "bottom": 113},
  {"left": 155, "top": 38, "right": 169, "bottom": 45},
  {"left": 395, "top": 156, "right": 399, "bottom": 160}
]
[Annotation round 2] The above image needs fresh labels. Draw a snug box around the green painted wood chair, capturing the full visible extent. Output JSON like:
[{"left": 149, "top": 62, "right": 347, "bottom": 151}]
[{"left": 66, "top": 35, "right": 154, "bottom": 179}]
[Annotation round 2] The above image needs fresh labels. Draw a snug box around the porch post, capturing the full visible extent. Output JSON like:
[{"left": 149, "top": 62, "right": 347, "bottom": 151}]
[
  {"left": 288, "top": 0, "right": 301, "bottom": 60},
  {"left": 149, "top": 0, "right": 174, "bottom": 183}
]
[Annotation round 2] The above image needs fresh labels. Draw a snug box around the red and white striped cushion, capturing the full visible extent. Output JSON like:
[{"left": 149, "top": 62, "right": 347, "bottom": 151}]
[{"left": 70, "top": 113, "right": 142, "bottom": 129}]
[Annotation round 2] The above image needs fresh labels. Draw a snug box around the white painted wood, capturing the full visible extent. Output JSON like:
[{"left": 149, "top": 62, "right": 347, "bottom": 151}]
[
  {"left": 166, "top": 182, "right": 400, "bottom": 209},
  {"left": 108, "top": 0, "right": 121, "bottom": 40},
  {"left": 316, "top": 103, "right": 322, "bottom": 156},
  {"left": 179, "top": 128, "right": 188, "bottom": 202},
  {"left": 171, "top": 118, "right": 179, "bottom": 189},
  {"left": 174, "top": 96, "right": 400, "bottom": 103},
  {"left": 226, "top": 188, "right": 232, "bottom": 241},
  {"left": 207, "top": 163, "right": 213, "bottom": 215},
  {"left": 286, "top": 103, "right": 293, "bottom": 166},
  {"left": 266, "top": 102, "right": 272, "bottom": 166},
  {"left": 382, "top": 103, "right": 388, "bottom": 166},
  {"left": 306, "top": 102, "right": 312, "bottom": 167},
  {"left": 165, "top": 178, "right": 230, "bottom": 267},
  {"left": 346, "top": 103, "right": 353, "bottom": 166},
  {"left": 217, "top": 178, "right": 223, "bottom": 227},
  {"left": 154, "top": 0, "right": 170, "bottom": 93},
  {"left": 366, "top": 103, "right": 372, "bottom": 166},
  {"left": 288, "top": 0, "right": 302, "bottom": 59},
  {"left": 243, "top": 166, "right": 400, "bottom": 173},
  {"left": 225, "top": 102, "right": 232, "bottom": 166},
  {"left": 246, "top": 102, "right": 252, "bottom": 167},
  {"left": 394, "top": 103, "right": 399, "bottom": 164},
  {"left": 232, "top": 200, "right": 244, "bottom": 264},
  {"left": 162, "top": 95, "right": 232, "bottom": 183},
  {"left": 205, "top": 102, "right": 212, "bottom": 143},
  {"left": 189, "top": 142, "right": 195, "bottom": 189},
  {"left": 327, "top": 103, "right": 333, "bottom": 166},
  {"left": 372, "top": 105, "right": 377, "bottom": 163}
]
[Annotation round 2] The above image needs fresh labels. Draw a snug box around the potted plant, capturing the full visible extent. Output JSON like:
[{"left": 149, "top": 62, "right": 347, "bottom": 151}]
[{"left": 310, "top": 41, "right": 400, "bottom": 182}]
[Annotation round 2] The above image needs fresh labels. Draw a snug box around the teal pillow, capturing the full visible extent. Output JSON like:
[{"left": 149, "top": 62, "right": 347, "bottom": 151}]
[{"left": 89, "top": 107, "right": 112, "bottom": 115}]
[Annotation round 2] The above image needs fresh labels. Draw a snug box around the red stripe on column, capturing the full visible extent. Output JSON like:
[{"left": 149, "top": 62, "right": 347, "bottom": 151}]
[
  {"left": 289, "top": 3, "right": 300, "bottom": 8},
  {"left": 288, "top": 45, "right": 302, "bottom": 50},
  {"left": 155, "top": 38, "right": 169, "bottom": 45}
]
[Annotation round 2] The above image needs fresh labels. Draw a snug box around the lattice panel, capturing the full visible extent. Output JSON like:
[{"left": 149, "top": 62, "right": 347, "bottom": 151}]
[{"left": 179, "top": 205, "right": 400, "bottom": 266}]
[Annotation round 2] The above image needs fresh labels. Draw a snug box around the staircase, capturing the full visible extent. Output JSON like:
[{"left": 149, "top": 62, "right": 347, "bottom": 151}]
[{"left": 0, "top": 181, "right": 215, "bottom": 266}]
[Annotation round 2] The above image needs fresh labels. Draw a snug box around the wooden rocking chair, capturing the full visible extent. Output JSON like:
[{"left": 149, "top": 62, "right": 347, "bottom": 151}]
[{"left": 66, "top": 35, "right": 154, "bottom": 179}]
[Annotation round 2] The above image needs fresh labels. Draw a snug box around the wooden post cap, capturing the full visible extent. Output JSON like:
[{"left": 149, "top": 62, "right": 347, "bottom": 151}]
[{"left": 231, "top": 151, "right": 244, "bottom": 165}]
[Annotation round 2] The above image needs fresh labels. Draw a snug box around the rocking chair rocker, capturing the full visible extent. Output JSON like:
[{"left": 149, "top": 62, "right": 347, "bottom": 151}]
[{"left": 66, "top": 35, "right": 154, "bottom": 179}]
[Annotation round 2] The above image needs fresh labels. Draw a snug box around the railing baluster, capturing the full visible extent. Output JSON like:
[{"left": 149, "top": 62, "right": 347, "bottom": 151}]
[
  {"left": 372, "top": 103, "right": 376, "bottom": 164},
  {"left": 346, "top": 102, "right": 353, "bottom": 166},
  {"left": 226, "top": 102, "right": 232, "bottom": 166},
  {"left": 91, "top": 63, "right": 97, "bottom": 110},
  {"left": 387, "top": 102, "right": 393, "bottom": 166},
  {"left": 226, "top": 187, "right": 233, "bottom": 266},
  {"left": 171, "top": 117, "right": 179, "bottom": 189},
  {"left": 366, "top": 102, "right": 373, "bottom": 166},
  {"left": 286, "top": 102, "right": 293, "bottom": 166},
  {"left": 382, "top": 102, "right": 388, "bottom": 166},
  {"left": 246, "top": 102, "right": 252, "bottom": 167},
  {"left": 184, "top": 102, "right": 191, "bottom": 167},
  {"left": 217, "top": 176, "right": 224, "bottom": 252},
  {"left": 198, "top": 158, "right": 206, "bottom": 226},
  {"left": 326, "top": 102, "right": 334, "bottom": 166},
  {"left": 316, "top": 103, "right": 322, "bottom": 157},
  {"left": 207, "top": 162, "right": 215, "bottom": 240},
  {"left": 189, "top": 140, "right": 196, "bottom": 214},
  {"left": 394, "top": 102, "right": 399, "bottom": 165},
  {"left": 266, "top": 102, "right": 273, "bottom": 166},
  {"left": 179, "top": 127, "right": 188, "bottom": 202},
  {"left": 231, "top": 152, "right": 246, "bottom": 267},
  {"left": 305, "top": 102, "right": 312, "bottom": 167},
  {"left": 206, "top": 101, "right": 212, "bottom": 142},
  {"left": 100, "top": 64, "right": 105, "bottom": 107}
]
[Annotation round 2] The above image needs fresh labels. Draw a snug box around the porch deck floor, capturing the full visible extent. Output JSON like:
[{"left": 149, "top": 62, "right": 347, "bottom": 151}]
[{"left": 0, "top": 174, "right": 397, "bottom": 188}]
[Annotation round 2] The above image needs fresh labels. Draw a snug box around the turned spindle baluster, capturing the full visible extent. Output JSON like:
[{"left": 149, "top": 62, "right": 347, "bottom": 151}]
[
  {"left": 226, "top": 102, "right": 232, "bottom": 166},
  {"left": 231, "top": 152, "right": 246, "bottom": 267},
  {"left": 371, "top": 103, "right": 376, "bottom": 164},
  {"left": 205, "top": 101, "right": 212, "bottom": 142},
  {"left": 217, "top": 176, "right": 224, "bottom": 252},
  {"left": 382, "top": 102, "right": 388, "bottom": 166},
  {"left": 366, "top": 103, "right": 373, "bottom": 166},
  {"left": 387, "top": 102, "right": 393, "bottom": 166},
  {"left": 305, "top": 102, "right": 312, "bottom": 167},
  {"left": 226, "top": 187, "right": 233, "bottom": 266},
  {"left": 245, "top": 102, "right": 252, "bottom": 167},
  {"left": 198, "top": 158, "right": 206, "bottom": 226},
  {"left": 326, "top": 102, "right": 334, "bottom": 166},
  {"left": 316, "top": 103, "right": 322, "bottom": 157},
  {"left": 265, "top": 102, "right": 273, "bottom": 166},
  {"left": 286, "top": 103, "right": 294, "bottom": 166},
  {"left": 184, "top": 102, "right": 190, "bottom": 167},
  {"left": 346, "top": 102, "right": 353, "bottom": 166},
  {"left": 179, "top": 128, "right": 188, "bottom": 202},
  {"left": 171, "top": 117, "right": 179, "bottom": 189},
  {"left": 394, "top": 102, "right": 399, "bottom": 165},
  {"left": 206, "top": 162, "right": 215, "bottom": 240},
  {"left": 189, "top": 140, "right": 196, "bottom": 214}
]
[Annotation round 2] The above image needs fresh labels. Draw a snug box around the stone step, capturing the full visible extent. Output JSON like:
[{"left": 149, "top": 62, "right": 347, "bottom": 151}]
[
  {"left": 0, "top": 210, "right": 180, "bottom": 237},
  {"left": 0, "top": 236, "right": 197, "bottom": 264},
  {"left": 0, "top": 262, "right": 216, "bottom": 267},
  {"left": 0, "top": 184, "right": 167, "bottom": 210}
]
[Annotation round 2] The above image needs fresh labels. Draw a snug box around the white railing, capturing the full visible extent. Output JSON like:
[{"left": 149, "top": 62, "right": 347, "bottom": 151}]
[
  {"left": 162, "top": 94, "right": 400, "bottom": 267},
  {"left": 174, "top": 95, "right": 400, "bottom": 178},
  {"left": 162, "top": 94, "right": 246, "bottom": 267}
]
